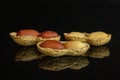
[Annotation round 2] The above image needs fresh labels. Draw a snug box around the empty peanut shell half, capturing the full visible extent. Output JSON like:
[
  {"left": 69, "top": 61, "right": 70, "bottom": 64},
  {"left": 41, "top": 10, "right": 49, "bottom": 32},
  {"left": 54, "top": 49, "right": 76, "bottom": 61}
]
[
  {"left": 37, "top": 40, "right": 90, "bottom": 57},
  {"left": 64, "top": 32, "right": 89, "bottom": 42},
  {"left": 87, "top": 31, "right": 111, "bottom": 46}
]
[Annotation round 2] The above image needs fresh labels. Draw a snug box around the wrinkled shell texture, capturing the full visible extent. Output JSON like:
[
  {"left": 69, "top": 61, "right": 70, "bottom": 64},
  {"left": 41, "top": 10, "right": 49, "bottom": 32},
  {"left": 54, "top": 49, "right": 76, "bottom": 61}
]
[
  {"left": 85, "top": 46, "right": 110, "bottom": 58},
  {"left": 10, "top": 30, "right": 111, "bottom": 58},
  {"left": 14, "top": 47, "right": 45, "bottom": 61},
  {"left": 64, "top": 41, "right": 88, "bottom": 49},
  {"left": 38, "top": 35, "right": 61, "bottom": 41},
  {"left": 64, "top": 32, "right": 88, "bottom": 42},
  {"left": 38, "top": 56, "right": 89, "bottom": 71},
  {"left": 37, "top": 41, "right": 90, "bottom": 57},
  {"left": 10, "top": 32, "right": 38, "bottom": 46},
  {"left": 87, "top": 31, "right": 111, "bottom": 46}
]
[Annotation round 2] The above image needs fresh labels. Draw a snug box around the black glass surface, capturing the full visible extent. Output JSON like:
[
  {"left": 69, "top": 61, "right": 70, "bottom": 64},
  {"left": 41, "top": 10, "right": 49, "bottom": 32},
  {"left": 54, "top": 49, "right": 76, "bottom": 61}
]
[{"left": 1, "top": 0, "right": 120, "bottom": 80}]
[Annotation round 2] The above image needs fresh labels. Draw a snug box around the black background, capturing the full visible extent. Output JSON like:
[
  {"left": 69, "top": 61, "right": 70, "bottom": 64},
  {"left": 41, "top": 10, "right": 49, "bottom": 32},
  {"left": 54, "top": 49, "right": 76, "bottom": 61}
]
[{"left": 1, "top": 0, "right": 120, "bottom": 80}]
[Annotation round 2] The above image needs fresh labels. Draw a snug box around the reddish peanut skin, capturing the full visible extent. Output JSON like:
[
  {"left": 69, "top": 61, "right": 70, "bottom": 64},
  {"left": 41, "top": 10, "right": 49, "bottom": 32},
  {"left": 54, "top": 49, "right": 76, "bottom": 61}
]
[
  {"left": 17, "top": 29, "right": 40, "bottom": 37},
  {"left": 40, "top": 40, "right": 65, "bottom": 49},
  {"left": 39, "top": 31, "right": 59, "bottom": 38}
]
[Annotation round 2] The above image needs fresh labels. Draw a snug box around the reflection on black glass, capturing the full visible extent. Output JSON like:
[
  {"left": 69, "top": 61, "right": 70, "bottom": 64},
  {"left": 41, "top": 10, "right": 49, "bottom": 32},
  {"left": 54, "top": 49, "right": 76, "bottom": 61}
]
[
  {"left": 14, "top": 46, "right": 45, "bottom": 62},
  {"left": 38, "top": 56, "right": 89, "bottom": 71},
  {"left": 85, "top": 46, "right": 110, "bottom": 58}
]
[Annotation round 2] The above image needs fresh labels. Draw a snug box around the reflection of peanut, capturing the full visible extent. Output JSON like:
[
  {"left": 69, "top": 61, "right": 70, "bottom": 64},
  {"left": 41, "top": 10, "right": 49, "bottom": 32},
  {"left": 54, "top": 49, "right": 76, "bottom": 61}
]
[
  {"left": 14, "top": 46, "right": 45, "bottom": 62},
  {"left": 85, "top": 46, "right": 110, "bottom": 58},
  {"left": 38, "top": 56, "right": 89, "bottom": 71}
]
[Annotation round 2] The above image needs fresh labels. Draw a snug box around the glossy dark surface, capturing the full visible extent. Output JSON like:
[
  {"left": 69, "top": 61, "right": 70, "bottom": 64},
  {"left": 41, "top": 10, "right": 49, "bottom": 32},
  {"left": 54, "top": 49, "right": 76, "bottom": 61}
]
[{"left": 1, "top": 1, "right": 120, "bottom": 80}]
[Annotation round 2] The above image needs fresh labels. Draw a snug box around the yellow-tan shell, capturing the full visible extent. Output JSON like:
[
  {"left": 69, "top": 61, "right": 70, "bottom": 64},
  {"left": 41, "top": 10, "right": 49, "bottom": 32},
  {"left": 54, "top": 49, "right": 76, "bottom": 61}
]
[
  {"left": 85, "top": 46, "right": 110, "bottom": 58},
  {"left": 14, "top": 46, "right": 45, "bottom": 62},
  {"left": 10, "top": 32, "right": 38, "bottom": 46},
  {"left": 38, "top": 56, "right": 89, "bottom": 71},
  {"left": 37, "top": 35, "right": 61, "bottom": 42},
  {"left": 64, "top": 41, "right": 88, "bottom": 49},
  {"left": 64, "top": 32, "right": 89, "bottom": 42},
  {"left": 37, "top": 41, "right": 90, "bottom": 57},
  {"left": 87, "top": 31, "right": 111, "bottom": 46}
]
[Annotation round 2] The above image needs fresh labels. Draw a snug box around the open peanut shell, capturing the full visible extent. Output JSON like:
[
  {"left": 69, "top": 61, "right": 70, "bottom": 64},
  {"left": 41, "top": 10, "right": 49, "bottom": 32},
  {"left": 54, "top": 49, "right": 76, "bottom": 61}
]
[
  {"left": 64, "top": 32, "right": 89, "bottom": 42},
  {"left": 37, "top": 35, "right": 61, "bottom": 42},
  {"left": 37, "top": 41, "right": 90, "bottom": 57},
  {"left": 10, "top": 32, "right": 38, "bottom": 46},
  {"left": 87, "top": 31, "right": 111, "bottom": 46}
]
